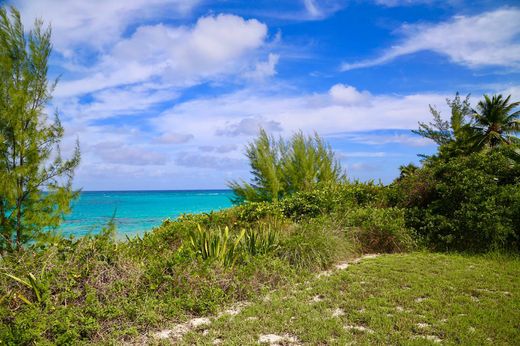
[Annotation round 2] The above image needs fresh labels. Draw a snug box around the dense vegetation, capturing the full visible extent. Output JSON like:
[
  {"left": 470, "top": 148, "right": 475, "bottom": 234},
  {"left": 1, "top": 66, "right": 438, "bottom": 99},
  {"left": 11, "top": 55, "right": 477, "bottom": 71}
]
[
  {"left": 0, "top": 5, "right": 519, "bottom": 345},
  {"left": 0, "top": 183, "right": 413, "bottom": 344}
]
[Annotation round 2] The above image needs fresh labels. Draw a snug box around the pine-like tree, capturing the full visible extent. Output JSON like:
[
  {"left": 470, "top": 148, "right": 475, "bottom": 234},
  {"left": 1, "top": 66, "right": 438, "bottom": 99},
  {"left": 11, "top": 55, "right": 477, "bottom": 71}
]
[
  {"left": 0, "top": 7, "right": 80, "bottom": 253},
  {"left": 229, "top": 129, "right": 344, "bottom": 202}
]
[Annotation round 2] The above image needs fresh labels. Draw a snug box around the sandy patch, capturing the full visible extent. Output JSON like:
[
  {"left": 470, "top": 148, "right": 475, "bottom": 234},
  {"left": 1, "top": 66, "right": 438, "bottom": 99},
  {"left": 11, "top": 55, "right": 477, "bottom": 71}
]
[
  {"left": 332, "top": 308, "right": 345, "bottom": 317},
  {"left": 413, "top": 335, "right": 442, "bottom": 343},
  {"left": 345, "top": 324, "right": 374, "bottom": 333},
  {"left": 258, "top": 333, "right": 300, "bottom": 345}
]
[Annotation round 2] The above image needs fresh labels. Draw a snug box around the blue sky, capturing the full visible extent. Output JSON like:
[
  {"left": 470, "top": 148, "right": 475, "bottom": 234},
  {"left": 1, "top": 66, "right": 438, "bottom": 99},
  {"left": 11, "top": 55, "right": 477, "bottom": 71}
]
[{"left": 10, "top": 0, "right": 520, "bottom": 190}]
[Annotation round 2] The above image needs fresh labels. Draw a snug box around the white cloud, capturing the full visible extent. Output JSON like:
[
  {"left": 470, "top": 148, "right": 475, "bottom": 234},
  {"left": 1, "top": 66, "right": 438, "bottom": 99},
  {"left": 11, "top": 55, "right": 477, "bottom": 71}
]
[
  {"left": 338, "top": 151, "right": 391, "bottom": 158},
  {"left": 16, "top": 0, "right": 198, "bottom": 56},
  {"left": 57, "top": 84, "right": 177, "bottom": 121},
  {"left": 302, "top": 0, "right": 345, "bottom": 20},
  {"left": 304, "top": 0, "right": 322, "bottom": 18},
  {"left": 329, "top": 84, "right": 371, "bottom": 105},
  {"left": 341, "top": 8, "right": 520, "bottom": 71},
  {"left": 216, "top": 116, "right": 284, "bottom": 137},
  {"left": 54, "top": 14, "right": 269, "bottom": 97},
  {"left": 245, "top": 53, "right": 280, "bottom": 80},
  {"left": 153, "top": 85, "right": 450, "bottom": 143},
  {"left": 93, "top": 141, "right": 168, "bottom": 166},
  {"left": 175, "top": 152, "right": 244, "bottom": 169},
  {"left": 199, "top": 145, "right": 238, "bottom": 153}
]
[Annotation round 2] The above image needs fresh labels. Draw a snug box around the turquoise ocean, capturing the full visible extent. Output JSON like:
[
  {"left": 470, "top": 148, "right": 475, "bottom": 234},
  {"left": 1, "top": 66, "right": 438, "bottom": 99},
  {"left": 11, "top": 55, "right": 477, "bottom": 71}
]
[{"left": 60, "top": 190, "right": 235, "bottom": 237}]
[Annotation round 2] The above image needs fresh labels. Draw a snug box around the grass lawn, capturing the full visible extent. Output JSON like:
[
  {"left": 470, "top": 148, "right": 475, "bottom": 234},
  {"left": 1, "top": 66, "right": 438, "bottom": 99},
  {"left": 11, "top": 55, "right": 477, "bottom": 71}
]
[{"left": 174, "top": 253, "right": 520, "bottom": 345}]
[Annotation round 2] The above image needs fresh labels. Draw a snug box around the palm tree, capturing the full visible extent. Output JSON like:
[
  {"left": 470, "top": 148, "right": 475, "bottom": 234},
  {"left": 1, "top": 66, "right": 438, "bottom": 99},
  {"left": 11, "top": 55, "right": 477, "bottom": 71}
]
[{"left": 470, "top": 94, "right": 520, "bottom": 149}]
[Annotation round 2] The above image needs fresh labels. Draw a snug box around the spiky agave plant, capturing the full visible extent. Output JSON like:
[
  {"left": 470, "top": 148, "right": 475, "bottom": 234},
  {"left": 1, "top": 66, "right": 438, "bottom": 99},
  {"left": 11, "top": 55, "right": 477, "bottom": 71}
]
[
  {"left": 188, "top": 225, "right": 245, "bottom": 268},
  {"left": 243, "top": 225, "right": 279, "bottom": 256}
]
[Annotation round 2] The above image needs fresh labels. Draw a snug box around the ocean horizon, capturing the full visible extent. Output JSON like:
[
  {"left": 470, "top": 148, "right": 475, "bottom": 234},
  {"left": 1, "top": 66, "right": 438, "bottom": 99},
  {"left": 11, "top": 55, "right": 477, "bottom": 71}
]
[{"left": 60, "top": 189, "right": 235, "bottom": 237}]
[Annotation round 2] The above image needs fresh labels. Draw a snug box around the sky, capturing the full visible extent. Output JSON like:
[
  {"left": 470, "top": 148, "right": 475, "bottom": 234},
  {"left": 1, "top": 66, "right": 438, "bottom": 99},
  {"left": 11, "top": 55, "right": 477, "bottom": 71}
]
[{"left": 8, "top": 0, "right": 520, "bottom": 190}]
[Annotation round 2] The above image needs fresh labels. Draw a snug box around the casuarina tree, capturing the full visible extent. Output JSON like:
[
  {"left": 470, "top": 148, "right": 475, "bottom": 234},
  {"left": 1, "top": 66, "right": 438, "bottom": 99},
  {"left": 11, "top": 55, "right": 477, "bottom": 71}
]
[{"left": 0, "top": 7, "right": 80, "bottom": 253}]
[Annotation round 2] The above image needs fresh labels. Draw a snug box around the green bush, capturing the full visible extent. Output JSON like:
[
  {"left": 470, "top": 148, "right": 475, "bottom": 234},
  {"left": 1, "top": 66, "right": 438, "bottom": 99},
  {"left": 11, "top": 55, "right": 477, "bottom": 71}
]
[
  {"left": 340, "top": 207, "right": 415, "bottom": 253},
  {"left": 276, "top": 221, "right": 350, "bottom": 271},
  {"left": 399, "top": 148, "right": 520, "bottom": 252}
]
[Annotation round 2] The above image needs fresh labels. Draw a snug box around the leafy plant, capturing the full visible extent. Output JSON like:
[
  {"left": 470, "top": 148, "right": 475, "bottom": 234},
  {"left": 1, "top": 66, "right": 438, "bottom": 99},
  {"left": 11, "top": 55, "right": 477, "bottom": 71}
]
[
  {"left": 469, "top": 94, "right": 520, "bottom": 149},
  {"left": 400, "top": 148, "right": 520, "bottom": 252},
  {"left": 3, "top": 268, "right": 48, "bottom": 307},
  {"left": 243, "top": 225, "right": 279, "bottom": 256},
  {"left": 187, "top": 225, "right": 245, "bottom": 267}
]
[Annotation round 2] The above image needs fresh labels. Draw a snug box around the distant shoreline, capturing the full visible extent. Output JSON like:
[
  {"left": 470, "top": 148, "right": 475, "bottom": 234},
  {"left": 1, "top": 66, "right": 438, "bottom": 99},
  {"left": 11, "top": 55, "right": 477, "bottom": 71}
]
[{"left": 78, "top": 189, "right": 233, "bottom": 193}]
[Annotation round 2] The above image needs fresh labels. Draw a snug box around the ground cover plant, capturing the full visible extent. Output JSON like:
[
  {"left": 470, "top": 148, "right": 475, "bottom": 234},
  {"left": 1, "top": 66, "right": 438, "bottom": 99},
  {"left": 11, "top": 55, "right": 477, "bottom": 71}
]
[{"left": 181, "top": 253, "right": 520, "bottom": 345}]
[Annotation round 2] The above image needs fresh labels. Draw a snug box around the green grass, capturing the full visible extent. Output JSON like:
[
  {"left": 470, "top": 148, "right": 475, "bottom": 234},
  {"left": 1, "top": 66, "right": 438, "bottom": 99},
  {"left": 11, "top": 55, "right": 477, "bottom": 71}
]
[{"left": 180, "top": 253, "right": 520, "bottom": 345}]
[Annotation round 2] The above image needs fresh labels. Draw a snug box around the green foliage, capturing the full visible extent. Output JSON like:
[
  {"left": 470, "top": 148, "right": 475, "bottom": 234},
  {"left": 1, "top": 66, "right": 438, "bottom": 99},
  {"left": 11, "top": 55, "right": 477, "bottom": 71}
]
[
  {"left": 229, "top": 129, "right": 345, "bottom": 202},
  {"left": 0, "top": 7, "right": 80, "bottom": 253},
  {"left": 234, "top": 201, "right": 285, "bottom": 223},
  {"left": 414, "top": 93, "right": 519, "bottom": 159},
  {"left": 243, "top": 225, "right": 279, "bottom": 256},
  {"left": 469, "top": 94, "right": 520, "bottom": 149},
  {"left": 3, "top": 272, "right": 45, "bottom": 307},
  {"left": 341, "top": 207, "right": 415, "bottom": 253},
  {"left": 277, "top": 224, "right": 345, "bottom": 271},
  {"left": 185, "top": 224, "right": 280, "bottom": 267},
  {"left": 397, "top": 148, "right": 520, "bottom": 252},
  {"left": 187, "top": 225, "right": 245, "bottom": 267},
  {"left": 413, "top": 93, "right": 473, "bottom": 146}
]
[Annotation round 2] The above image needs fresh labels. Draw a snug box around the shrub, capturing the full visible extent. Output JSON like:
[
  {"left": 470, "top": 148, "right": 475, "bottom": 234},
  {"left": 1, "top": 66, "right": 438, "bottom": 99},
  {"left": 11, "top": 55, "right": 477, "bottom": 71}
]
[
  {"left": 276, "top": 221, "right": 350, "bottom": 271},
  {"left": 340, "top": 207, "right": 415, "bottom": 253},
  {"left": 400, "top": 148, "right": 520, "bottom": 252}
]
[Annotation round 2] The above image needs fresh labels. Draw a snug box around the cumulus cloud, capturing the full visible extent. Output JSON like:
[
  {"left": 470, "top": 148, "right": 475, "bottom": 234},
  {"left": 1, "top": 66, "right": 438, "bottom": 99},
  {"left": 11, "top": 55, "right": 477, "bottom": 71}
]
[
  {"left": 55, "top": 14, "right": 269, "bottom": 97},
  {"left": 341, "top": 8, "right": 520, "bottom": 70},
  {"left": 216, "top": 117, "right": 283, "bottom": 137},
  {"left": 14, "top": 0, "right": 199, "bottom": 57},
  {"left": 16, "top": 0, "right": 198, "bottom": 56},
  {"left": 329, "top": 84, "right": 371, "bottom": 105},
  {"left": 158, "top": 87, "right": 448, "bottom": 137}
]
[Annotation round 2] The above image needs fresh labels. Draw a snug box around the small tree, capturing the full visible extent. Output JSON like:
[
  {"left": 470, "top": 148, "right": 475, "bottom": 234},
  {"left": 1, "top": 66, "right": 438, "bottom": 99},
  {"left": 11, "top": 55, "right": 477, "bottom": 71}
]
[
  {"left": 0, "top": 7, "right": 80, "bottom": 253},
  {"left": 413, "top": 93, "right": 474, "bottom": 146},
  {"left": 229, "top": 129, "right": 344, "bottom": 202}
]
